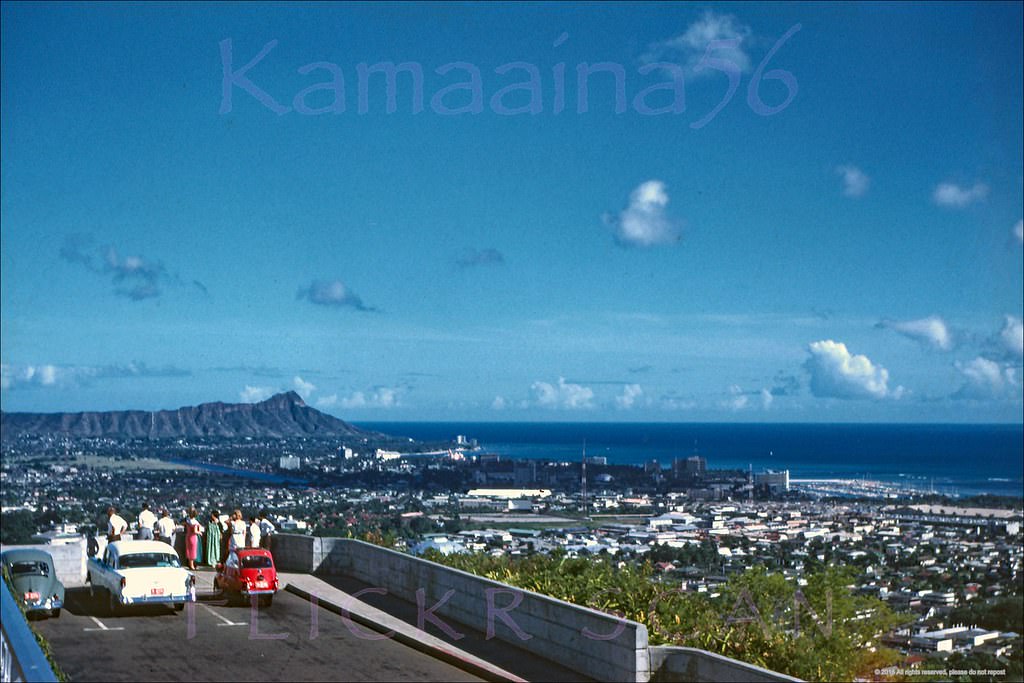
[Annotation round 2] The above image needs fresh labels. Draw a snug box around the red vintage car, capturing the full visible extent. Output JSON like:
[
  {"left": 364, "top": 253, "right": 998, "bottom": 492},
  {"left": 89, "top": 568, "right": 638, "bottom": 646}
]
[{"left": 213, "top": 548, "right": 279, "bottom": 606}]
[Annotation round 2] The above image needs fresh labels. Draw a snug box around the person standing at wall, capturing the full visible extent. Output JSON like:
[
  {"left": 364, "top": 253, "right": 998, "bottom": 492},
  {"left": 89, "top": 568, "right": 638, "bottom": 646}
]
[
  {"left": 258, "top": 510, "right": 275, "bottom": 550},
  {"left": 156, "top": 509, "right": 175, "bottom": 546},
  {"left": 184, "top": 507, "right": 203, "bottom": 571},
  {"left": 205, "top": 510, "right": 222, "bottom": 566},
  {"left": 137, "top": 503, "right": 157, "bottom": 541},
  {"left": 248, "top": 515, "right": 261, "bottom": 549},
  {"left": 107, "top": 507, "right": 128, "bottom": 542},
  {"left": 228, "top": 510, "right": 247, "bottom": 552}
]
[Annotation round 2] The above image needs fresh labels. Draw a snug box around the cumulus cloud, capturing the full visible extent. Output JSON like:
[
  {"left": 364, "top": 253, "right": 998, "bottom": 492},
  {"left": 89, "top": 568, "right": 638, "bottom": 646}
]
[
  {"left": 615, "top": 384, "right": 644, "bottom": 410},
  {"left": 607, "top": 180, "right": 682, "bottom": 247},
  {"left": 296, "top": 279, "right": 375, "bottom": 312},
  {"left": 292, "top": 376, "right": 317, "bottom": 399},
  {"left": 1015, "top": 219, "right": 1023, "bottom": 245},
  {"left": 59, "top": 235, "right": 182, "bottom": 301},
  {"left": 724, "top": 385, "right": 749, "bottom": 411},
  {"left": 315, "top": 394, "right": 338, "bottom": 408},
  {"left": 644, "top": 11, "right": 752, "bottom": 77},
  {"left": 953, "top": 357, "right": 1020, "bottom": 400},
  {"left": 836, "top": 165, "right": 870, "bottom": 198},
  {"left": 456, "top": 248, "right": 505, "bottom": 268},
  {"left": 719, "top": 385, "right": 775, "bottom": 411},
  {"left": 240, "top": 385, "right": 274, "bottom": 403},
  {"left": 339, "top": 387, "right": 399, "bottom": 409},
  {"left": 531, "top": 377, "right": 595, "bottom": 409},
  {"left": 1, "top": 362, "right": 190, "bottom": 390},
  {"left": 660, "top": 394, "right": 697, "bottom": 411},
  {"left": 804, "top": 340, "right": 899, "bottom": 400},
  {"left": 932, "top": 181, "right": 989, "bottom": 208},
  {"left": 998, "top": 316, "right": 1024, "bottom": 359},
  {"left": 877, "top": 316, "right": 953, "bottom": 351}
]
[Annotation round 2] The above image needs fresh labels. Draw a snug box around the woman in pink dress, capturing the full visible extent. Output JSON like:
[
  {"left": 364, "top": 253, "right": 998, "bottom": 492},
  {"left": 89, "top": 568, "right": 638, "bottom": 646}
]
[{"left": 184, "top": 507, "right": 203, "bottom": 570}]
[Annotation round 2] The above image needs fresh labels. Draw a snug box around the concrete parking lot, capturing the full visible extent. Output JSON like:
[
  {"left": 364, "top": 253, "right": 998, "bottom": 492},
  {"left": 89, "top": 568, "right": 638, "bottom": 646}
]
[{"left": 34, "top": 583, "right": 482, "bottom": 682}]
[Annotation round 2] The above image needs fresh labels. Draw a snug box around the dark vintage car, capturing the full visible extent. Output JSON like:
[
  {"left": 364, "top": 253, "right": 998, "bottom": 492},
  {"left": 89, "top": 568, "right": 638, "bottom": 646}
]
[
  {"left": 213, "top": 548, "right": 278, "bottom": 606},
  {"left": 2, "top": 548, "right": 65, "bottom": 618}
]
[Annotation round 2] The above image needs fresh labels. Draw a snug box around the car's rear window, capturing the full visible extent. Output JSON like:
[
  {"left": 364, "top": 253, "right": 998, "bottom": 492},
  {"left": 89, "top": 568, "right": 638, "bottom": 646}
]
[
  {"left": 9, "top": 561, "right": 48, "bottom": 576},
  {"left": 118, "top": 553, "right": 181, "bottom": 569},
  {"left": 240, "top": 555, "right": 273, "bottom": 569}
]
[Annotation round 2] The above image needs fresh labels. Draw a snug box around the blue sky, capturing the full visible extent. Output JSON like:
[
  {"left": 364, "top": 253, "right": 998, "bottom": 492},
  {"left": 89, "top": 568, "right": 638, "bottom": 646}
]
[{"left": 1, "top": 2, "right": 1022, "bottom": 422}]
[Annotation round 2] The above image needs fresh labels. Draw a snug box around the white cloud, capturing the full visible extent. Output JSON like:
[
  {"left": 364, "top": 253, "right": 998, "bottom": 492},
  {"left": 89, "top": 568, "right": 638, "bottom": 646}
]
[
  {"left": 646, "top": 11, "right": 752, "bottom": 77},
  {"left": 1015, "top": 219, "right": 1023, "bottom": 245},
  {"left": 724, "top": 385, "right": 749, "bottom": 411},
  {"left": 932, "top": 181, "right": 989, "bottom": 208},
  {"left": 491, "top": 396, "right": 507, "bottom": 410},
  {"left": 1, "top": 362, "right": 190, "bottom": 391},
  {"left": 836, "top": 165, "right": 870, "bottom": 198},
  {"left": 1, "top": 364, "right": 60, "bottom": 389},
  {"left": 608, "top": 180, "right": 682, "bottom": 247},
  {"left": 879, "top": 316, "right": 953, "bottom": 351},
  {"left": 660, "top": 395, "right": 698, "bottom": 411},
  {"left": 954, "top": 357, "right": 1020, "bottom": 400},
  {"left": 315, "top": 394, "right": 338, "bottom": 408},
  {"left": 339, "top": 387, "right": 399, "bottom": 409},
  {"left": 240, "top": 385, "right": 273, "bottom": 403},
  {"left": 804, "top": 340, "right": 899, "bottom": 400},
  {"left": 615, "top": 384, "right": 644, "bottom": 410},
  {"left": 760, "top": 388, "right": 774, "bottom": 409},
  {"left": 998, "top": 316, "right": 1024, "bottom": 359},
  {"left": 296, "top": 279, "right": 375, "bottom": 311},
  {"left": 293, "top": 375, "right": 317, "bottom": 399},
  {"left": 531, "top": 377, "right": 595, "bottom": 410}
]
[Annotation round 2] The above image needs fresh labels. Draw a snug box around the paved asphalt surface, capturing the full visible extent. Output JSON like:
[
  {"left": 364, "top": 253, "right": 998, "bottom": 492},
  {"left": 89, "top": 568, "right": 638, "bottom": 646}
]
[{"left": 33, "top": 586, "right": 482, "bottom": 682}]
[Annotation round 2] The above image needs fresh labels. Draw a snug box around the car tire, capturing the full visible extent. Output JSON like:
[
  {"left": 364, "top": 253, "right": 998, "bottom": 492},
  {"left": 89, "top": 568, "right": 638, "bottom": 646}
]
[
  {"left": 107, "top": 591, "right": 119, "bottom": 617},
  {"left": 173, "top": 602, "right": 184, "bottom": 611},
  {"left": 51, "top": 609, "right": 61, "bottom": 619},
  {"left": 259, "top": 595, "right": 273, "bottom": 608}
]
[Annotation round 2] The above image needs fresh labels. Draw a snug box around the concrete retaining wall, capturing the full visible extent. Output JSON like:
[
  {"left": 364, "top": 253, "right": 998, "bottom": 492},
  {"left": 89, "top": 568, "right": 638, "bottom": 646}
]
[
  {"left": 649, "top": 647, "right": 801, "bottom": 682},
  {"left": 0, "top": 541, "right": 88, "bottom": 587},
  {"left": 273, "top": 534, "right": 649, "bottom": 682}
]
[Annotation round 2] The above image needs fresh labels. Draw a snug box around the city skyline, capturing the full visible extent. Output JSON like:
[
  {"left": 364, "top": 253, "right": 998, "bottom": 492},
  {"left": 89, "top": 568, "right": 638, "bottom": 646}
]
[{"left": 1, "top": 2, "right": 1022, "bottom": 422}]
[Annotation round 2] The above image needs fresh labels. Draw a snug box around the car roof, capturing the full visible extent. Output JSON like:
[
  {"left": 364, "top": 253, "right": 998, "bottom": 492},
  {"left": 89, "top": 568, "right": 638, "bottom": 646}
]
[
  {"left": 109, "top": 540, "right": 180, "bottom": 556},
  {"left": 1, "top": 548, "right": 55, "bottom": 564}
]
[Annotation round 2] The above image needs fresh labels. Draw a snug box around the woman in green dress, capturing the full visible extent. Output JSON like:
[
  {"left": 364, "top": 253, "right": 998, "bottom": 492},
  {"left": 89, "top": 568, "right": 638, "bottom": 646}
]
[{"left": 205, "top": 510, "right": 222, "bottom": 566}]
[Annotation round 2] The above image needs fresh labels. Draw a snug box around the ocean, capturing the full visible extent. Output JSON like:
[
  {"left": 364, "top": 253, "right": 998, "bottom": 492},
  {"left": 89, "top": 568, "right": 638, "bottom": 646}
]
[{"left": 358, "top": 422, "right": 1024, "bottom": 499}]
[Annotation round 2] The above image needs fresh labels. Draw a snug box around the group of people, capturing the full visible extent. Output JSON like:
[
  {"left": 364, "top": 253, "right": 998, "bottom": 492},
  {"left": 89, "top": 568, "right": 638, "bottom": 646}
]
[{"left": 104, "top": 505, "right": 275, "bottom": 571}]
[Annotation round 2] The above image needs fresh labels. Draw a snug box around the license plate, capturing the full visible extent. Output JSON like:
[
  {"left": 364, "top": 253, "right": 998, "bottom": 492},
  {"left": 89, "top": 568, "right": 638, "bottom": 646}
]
[
  {"left": 256, "top": 581, "right": 267, "bottom": 588},
  {"left": 150, "top": 587, "right": 164, "bottom": 596},
  {"left": 24, "top": 592, "right": 39, "bottom": 602}
]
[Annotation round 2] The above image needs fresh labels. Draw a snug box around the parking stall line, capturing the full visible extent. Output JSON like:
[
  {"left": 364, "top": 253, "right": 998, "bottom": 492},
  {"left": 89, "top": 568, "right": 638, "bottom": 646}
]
[
  {"left": 200, "top": 603, "right": 247, "bottom": 627},
  {"left": 83, "top": 615, "right": 125, "bottom": 632}
]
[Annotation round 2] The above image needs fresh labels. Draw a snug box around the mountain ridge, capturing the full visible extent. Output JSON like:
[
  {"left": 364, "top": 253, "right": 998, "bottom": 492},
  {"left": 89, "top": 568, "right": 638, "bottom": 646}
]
[{"left": 0, "top": 391, "right": 380, "bottom": 440}]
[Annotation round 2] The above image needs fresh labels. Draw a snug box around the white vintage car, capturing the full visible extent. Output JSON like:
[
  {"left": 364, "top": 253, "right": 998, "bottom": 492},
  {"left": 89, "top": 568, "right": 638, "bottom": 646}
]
[{"left": 87, "top": 540, "right": 196, "bottom": 613}]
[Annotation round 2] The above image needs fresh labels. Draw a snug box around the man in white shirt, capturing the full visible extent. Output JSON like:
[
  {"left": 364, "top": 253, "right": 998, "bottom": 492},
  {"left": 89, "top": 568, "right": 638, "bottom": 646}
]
[
  {"left": 137, "top": 503, "right": 157, "bottom": 540},
  {"left": 156, "top": 509, "right": 176, "bottom": 546},
  {"left": 107, "top": 507, "right": 128, "bottom": 542},
  {"left": 258, "top": 510, "right": 275, "bottom": 550},
  {"left": 248, "top": 516, "right": 261, "bottom": 549}
]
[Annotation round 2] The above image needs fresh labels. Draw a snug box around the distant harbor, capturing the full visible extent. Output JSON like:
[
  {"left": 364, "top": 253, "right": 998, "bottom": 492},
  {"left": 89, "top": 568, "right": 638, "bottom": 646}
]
[{"left": 361, "top": 422, "right": 1024, "bottom": 498}]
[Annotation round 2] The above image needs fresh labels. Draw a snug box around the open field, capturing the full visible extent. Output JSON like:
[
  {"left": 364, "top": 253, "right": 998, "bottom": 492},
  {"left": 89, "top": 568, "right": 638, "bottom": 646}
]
[{"left": 71, "top": 455, "right": 198, "bottom": 471}]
